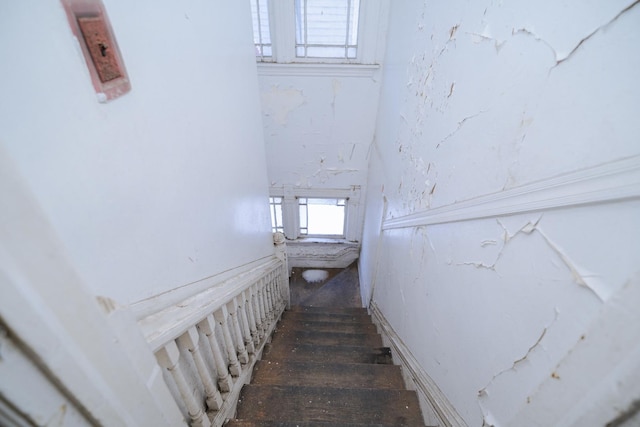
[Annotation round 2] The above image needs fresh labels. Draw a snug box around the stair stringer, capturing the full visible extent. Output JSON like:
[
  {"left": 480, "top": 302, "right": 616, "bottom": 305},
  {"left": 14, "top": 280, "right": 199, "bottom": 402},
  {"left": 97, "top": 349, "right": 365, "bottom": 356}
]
[{"left": 369, "top": 302, "right": 468, "bottom": 427}]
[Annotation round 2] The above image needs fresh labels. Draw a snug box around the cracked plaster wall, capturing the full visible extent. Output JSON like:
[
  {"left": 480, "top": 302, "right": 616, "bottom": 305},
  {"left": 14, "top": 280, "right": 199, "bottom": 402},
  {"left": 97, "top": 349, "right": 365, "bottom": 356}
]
[
  {"left": 359, "top": 0, "right": 640, "bottom": 426},
  {"left": 259, "top": 73, "right": 382, "bottom": 191}
]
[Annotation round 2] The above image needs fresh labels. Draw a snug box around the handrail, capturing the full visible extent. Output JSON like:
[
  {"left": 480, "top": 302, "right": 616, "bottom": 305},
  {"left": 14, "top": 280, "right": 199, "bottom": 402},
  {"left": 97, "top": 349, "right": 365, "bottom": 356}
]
[{"left": 138, "top": 252, "right": 289, "bottom": 427}]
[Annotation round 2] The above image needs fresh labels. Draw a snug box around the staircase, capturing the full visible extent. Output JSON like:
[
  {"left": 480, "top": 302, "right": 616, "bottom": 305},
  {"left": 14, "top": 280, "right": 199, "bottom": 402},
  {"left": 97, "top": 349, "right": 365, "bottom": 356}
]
[{"left": 226, "top": 305, "right": 425, "bottom": 426}]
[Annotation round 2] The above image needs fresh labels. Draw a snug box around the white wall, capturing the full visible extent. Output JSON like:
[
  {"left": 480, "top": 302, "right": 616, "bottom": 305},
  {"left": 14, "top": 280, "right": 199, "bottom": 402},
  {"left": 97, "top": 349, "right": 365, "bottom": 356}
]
[
  {"left": 259, "top": 67, "right": 381, "bottom": 191},
  {"left": 0, "top": 0, "right": 273, "bottom": 306},
  {"left": 360, "top": 1, "right": 640, "bottom": 426}
]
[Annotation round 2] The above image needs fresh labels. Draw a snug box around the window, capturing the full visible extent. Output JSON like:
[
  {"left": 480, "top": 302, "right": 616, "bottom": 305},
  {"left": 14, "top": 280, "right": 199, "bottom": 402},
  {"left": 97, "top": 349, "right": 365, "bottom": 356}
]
[
  {"left": 249, "top": 0, "right": 382, "bottom": 64},
  {"left": 294, "top": 0, "right": 360, "bottom": 59},
  {"left": 269, "top": 197, "right": 284, "bottom": 233},
  {"left": 250, "top": 0, "right": 272, "bottom": 59},
  {"left": 268, "top": 187, "right": 361, "bottom": 241},
  {"left": 298, "top": 197, "right": 346, "bottom": 236}
]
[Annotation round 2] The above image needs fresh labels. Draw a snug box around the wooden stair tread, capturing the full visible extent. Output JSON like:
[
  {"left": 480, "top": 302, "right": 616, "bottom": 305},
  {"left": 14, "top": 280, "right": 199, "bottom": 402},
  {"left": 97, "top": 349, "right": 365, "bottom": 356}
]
[
  {"left": 289, "top": 306, "right": 368, "bottom": 315},
  {"left": 225, "top": 420, "right": 399, "bottom": 426},
  {"left": 236, "top": 385, "right": 424, "bottom": 425},
  {"left": 252, "top": 360, "right": 405, "bottom": 389},
  {"left": 277, "top": 319, "right": 377, "bottom": 334},
  {"left": 270, "top": 330, "right": 383, "bottom": 348},
  {"left": 282, "top": 311, "right": 372, "bottom": 324},
  {"left": 263, "top": 343, "right": 393, "bottom": 364}
]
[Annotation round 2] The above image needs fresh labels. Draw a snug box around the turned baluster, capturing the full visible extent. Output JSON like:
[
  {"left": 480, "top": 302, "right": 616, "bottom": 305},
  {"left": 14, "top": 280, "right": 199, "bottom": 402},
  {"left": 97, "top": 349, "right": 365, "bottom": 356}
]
[
  {"left": 258, "top": 281, "right": 268, "bottom": 329},
  {"left": 266, "top": 276, "right": 275, "bottom": 320},
  {"left": 273, "top": 271, "right": 282, "bottom": 310},
  {"left": 198, "top": 315, "right": 233, "bottom": 393},
  {"left": 156, "top": 341, "right": 211, "bottom": 427},
  {"left": 252, "top": 285, "right": 265, "bottom": 340},
  {"left": 227, "top": 300, "right": 249, "bottom": 364},
  {"left": 176, "top": 327, "right": 223, "bottom": 411},
  {"left": 213, "top": 306, "right": 242, "bottom": 376},
  {"left": 244, "top": 288, "right": 259, "bottom": 346},
  {"left": 267, "top": 274, "right": 277, "bottom": 318},
  {"left": 238, "top": 292, "right": 256, "bottom": 354}
]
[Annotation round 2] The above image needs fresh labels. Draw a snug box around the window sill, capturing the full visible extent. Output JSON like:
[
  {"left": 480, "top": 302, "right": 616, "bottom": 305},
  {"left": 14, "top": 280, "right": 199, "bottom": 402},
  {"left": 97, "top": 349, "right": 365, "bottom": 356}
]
[
  {"left": 290, "top": 237, "right": 356, "bottom": 244},
  {"left": 257, "top": 62, "right": 380, "bottom": 78}
]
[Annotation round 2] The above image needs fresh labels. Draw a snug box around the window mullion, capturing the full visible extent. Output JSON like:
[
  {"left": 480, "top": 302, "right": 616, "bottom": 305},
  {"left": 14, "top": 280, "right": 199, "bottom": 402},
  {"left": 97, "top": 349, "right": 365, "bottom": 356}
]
[{"left": 271, "top": 1, "right": 296, "bottom": 63}]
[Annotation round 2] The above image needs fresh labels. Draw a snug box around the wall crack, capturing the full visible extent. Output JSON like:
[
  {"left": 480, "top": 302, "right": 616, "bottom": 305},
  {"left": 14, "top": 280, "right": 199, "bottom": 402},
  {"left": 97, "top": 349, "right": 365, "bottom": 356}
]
[
  {"left": 555, "top": 0, "right": 640, "bottom": 67},
  {"left": 478, "top": 309, "right": 560, "bottom": 425}
]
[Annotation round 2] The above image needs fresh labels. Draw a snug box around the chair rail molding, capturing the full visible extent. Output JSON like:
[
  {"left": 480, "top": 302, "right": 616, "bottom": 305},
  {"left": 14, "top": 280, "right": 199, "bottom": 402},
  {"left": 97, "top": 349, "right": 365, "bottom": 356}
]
[{"left": 383, "top": 155, "right": 640, "bottom": 230}]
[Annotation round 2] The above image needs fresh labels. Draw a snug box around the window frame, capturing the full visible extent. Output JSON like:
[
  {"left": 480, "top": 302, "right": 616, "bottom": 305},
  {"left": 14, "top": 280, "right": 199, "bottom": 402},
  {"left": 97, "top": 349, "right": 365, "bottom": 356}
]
[
  {"left": 255, "top": 0, "right": 387, "bottom": 65},
  {"left": 298, "top": 196, "right": 348, "bottom": 238},
  {"left": 269, "top": 196, "right": 284, "bottom": 233},
  {"left": 269, "top": 186, "right": 362, "bottom": 242}
]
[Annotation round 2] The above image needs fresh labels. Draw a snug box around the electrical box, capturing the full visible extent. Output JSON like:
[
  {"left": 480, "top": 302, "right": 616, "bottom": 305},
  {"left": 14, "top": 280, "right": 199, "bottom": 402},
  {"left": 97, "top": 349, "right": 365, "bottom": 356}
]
[{"left": 62, "top": 0, "right": 130, "bottom": 102}]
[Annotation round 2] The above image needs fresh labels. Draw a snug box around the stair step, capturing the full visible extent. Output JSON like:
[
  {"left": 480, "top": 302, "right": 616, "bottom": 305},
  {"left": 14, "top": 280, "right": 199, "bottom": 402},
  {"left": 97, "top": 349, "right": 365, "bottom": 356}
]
[
  {"left": 225, "top": 420, "right": 393, "bottom": 426},
  {"left": 289, "top": 305, "right": 369, "bottom": 315},
  {"left": 251, "top": 361, "right": 405, "bottom": 389},
  {"left": 236, "top": 385, "right": 424, "bottom": 425},
  {"left": 263, "top": 343, "right": 393, "bottom": 364},
  {"left": 270, "top": 329, "right": 382, "bottom": 348},
  {"left": 282, "top": 311, "right": 372, "bottom": 324},
  {"left": 277, "top": 319, "right": 377, "bottom": 334}
]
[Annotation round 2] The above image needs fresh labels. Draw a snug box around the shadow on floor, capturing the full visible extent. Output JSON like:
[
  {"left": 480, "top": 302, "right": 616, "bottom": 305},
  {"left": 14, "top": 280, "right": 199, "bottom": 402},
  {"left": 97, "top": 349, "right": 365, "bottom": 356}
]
[{"left": 289, "top": 262, "right": 361, "bottom": 308}]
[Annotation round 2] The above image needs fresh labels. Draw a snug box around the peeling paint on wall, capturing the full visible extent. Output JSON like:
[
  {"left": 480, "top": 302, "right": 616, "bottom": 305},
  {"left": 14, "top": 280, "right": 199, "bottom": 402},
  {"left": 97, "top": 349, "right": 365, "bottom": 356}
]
[
  {"left": 478, "top": 309, "right": 560, "bottom": 426},
  {"left": 260, "top": 85, "right": 306, "bottom": 126}
]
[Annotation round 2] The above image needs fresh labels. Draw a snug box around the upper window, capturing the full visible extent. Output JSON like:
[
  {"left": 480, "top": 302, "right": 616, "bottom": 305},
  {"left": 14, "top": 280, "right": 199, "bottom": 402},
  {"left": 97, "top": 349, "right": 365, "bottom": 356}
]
[
  {"left": 294, "top": 0, "right": 360, "bottom": 59},
  {"left": 250, "top": 0, "right": 272, "bottom": 59},
  {"left": 298, "top": 197, "right": 346, "bottom": 236},
  {"left": 250, "top": 0, "right": 374, "bottom": 64}
]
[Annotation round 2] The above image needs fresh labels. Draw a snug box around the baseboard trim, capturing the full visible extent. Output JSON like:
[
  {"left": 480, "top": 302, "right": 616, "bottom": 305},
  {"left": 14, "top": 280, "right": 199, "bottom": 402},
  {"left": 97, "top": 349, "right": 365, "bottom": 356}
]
[
  {"left": 383, "top": 155, "right": 640, "bottom": 230},
  {"left": 369, "top": 302, "right": 468, "bottom": 427}
]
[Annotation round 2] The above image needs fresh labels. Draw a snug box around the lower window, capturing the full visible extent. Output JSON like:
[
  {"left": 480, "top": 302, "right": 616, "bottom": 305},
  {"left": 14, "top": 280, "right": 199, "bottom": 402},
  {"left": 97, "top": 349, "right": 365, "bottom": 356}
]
[{"left": 298, "top": 197, "right": 346, "bottom": 237}]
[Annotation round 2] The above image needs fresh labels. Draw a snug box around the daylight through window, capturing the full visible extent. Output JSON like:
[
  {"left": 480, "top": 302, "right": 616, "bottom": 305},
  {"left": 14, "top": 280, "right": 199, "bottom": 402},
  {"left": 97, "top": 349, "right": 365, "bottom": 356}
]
[
  {"left": 250, "top": 0, "right": 272, "bottom": 59},
  {"left": 269, "top": 197, "right": 283, "bottom": 233},
  {"left": 299, "top": 197, "right": 346, "bottom": 236},
  {"left": 295, "top": 0, "right": 360, "bottom": 59},
  {"left": 250, "top": 0, "right": 363, "bottom": 62}
]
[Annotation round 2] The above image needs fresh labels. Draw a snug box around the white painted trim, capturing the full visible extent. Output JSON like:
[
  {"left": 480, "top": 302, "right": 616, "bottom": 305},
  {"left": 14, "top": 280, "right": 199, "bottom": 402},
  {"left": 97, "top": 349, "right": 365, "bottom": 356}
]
[
  {"left": 257, "top": 62, "right": 380, "bottom": 78},
  {"left": 369, "top": 302, "right": 468, "bottom": 427},
  {"left": 383, "top": 155, "right": 640, "bottom": 230},
  {"left": 287, "top": 240, "right": 360, "bottom": 270},
  {"left": 137, "top": 258, "right": 283, "bottom": 352},
  {"left": 128, "top": 256, "right": 274, "bottom": 320}
]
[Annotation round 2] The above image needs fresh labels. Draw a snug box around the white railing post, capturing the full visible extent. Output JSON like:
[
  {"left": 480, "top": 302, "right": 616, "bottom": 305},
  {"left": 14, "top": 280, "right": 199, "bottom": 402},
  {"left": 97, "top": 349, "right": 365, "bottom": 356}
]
[
  {"left": 177, "top": 327, "right": 223, "bottom": 411},
  {"left": 227, "top": 300, "right": 249, "bottom": 364},
  {"left": 244, "top": 288, "right": 259, "bottom": 347},
  {"left": 237, "top": 292, "right": 256, "bottom": 355},
  {"left": 213, "top": 306, "right": 241, "bottom": 376},
  {"left": 156, "top": 341, "right": 211, "bottom": 427},
  {"left": 198, "top": 315, "right": 233, "bottom": 393}
]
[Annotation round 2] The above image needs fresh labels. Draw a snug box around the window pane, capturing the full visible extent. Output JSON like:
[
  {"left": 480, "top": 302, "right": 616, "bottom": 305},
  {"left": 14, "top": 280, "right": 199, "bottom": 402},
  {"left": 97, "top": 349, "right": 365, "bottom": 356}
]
[
  {"left": 299, "top": 198, "right": 308, "bottom": 234},
  {"left": 269, "top": 197, "right": 283, "bottom": 232},
  {"left": 294, "top": 0, "right": 360, "bottom": 59},
  {"left": 250, "top": 0, "right": 272, "bottom": 58},
  {"left": 299, "top": 198, "right": 346, "bottom": 236}
]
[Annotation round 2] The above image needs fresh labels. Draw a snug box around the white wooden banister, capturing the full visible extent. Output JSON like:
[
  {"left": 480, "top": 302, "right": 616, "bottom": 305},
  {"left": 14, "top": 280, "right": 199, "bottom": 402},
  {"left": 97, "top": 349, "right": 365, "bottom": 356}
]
[
  {"left": 177, "top": 327, "right": 223, "bottom": 411},
  {"left": 139, "top": 252, "right": 289, "bottom": 426},
  {"left": 214, "top": 305, "right": 242, "bottom": 377},
  {"left": 237, "top": 294, "right": 256, "bottom": 355},
  {"left": 198, "top": 315, "right": 233, "bottom": 393},
  {"left": 227, "top": 300, "right": 249, "bottom": 365},
  {"left": 156, "top": 341, "right": 211, "bottom": 427}
]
